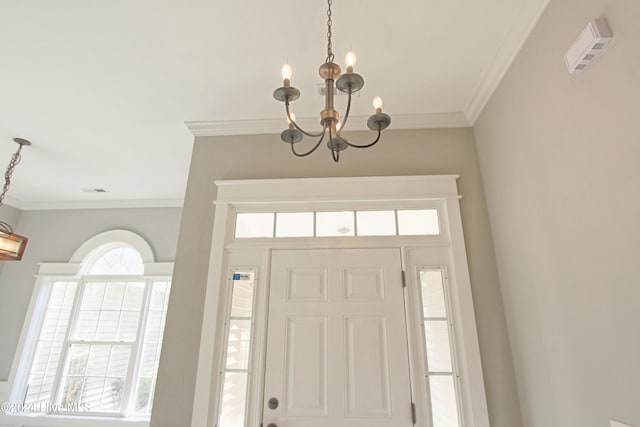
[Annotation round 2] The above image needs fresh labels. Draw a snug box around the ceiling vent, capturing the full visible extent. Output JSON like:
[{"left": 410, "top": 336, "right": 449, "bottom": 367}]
[{"left": 565, "top": 17, "right": 612, "bottom": 74}]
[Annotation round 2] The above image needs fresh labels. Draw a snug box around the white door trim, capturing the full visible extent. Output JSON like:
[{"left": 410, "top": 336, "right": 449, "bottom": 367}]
[{"left": 191, "top": 175, "right": 489, "bottom": 427}]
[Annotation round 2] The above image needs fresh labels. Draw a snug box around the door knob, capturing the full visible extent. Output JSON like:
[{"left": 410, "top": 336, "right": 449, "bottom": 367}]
[{"left": 267, "top": 397, "right": 279, "bottom": 410}]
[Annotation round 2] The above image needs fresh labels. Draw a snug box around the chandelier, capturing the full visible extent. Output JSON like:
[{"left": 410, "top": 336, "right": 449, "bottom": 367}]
[
  {"left": 0, "top": 138, "right": 30, "bottom": 261},
  {"left": 273, "top": 0, "right": 391, "bottom": 162}
]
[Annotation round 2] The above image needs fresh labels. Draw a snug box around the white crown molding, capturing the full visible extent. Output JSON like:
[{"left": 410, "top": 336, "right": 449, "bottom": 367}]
[
  {"left": 464, "top": 0, "right": 551, "bottom": 124},
  {"left": 185, "top": 112, "right": 470, "bottom": 137},
  {"left": 3, "top": 195, "right": 24, "bottom": 209},
  {"left": 5, "top": 198, "right": 183, "bottom": 211}
]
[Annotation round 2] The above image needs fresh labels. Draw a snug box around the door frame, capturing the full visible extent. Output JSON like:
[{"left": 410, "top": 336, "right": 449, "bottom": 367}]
[{"left": 190, "top": 175, "right": 490, "bottom": 427}]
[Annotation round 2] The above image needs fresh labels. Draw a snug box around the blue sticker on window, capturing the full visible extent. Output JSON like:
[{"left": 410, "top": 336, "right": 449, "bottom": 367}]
[
  {"left": 233, "top": 273, "right": 241, "bottom": 280},
  {"left": 233, "top": 273, "right": 252, "bottom": 281}
]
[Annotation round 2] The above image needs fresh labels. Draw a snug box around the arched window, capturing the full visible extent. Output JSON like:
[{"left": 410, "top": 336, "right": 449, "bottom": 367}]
[
  {"left": 86, "top": 246, "right": 144, "bottom": 275},
  {"left": 8, "top": 230, "right": 173, "bottom": 425}
]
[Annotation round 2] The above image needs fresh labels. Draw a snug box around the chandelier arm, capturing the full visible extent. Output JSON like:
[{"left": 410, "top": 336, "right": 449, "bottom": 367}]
[
  {"left": 0, "top": 221, "right": 13, "bottom": 233},
  {"left": 286, "top": 101, "right": 324, "bottom": 137},
  {"left": 290, "top": 126, "right": 328, "bottom": 157},
  {"left": 337, "top": 87, "right": 352, "bottom": 137},
  {"left": 343, "top": 126, "right": 382, "bottom": 149},
  {"left": 331, "top": 148, "right": 339, "bottom": 162},
  {"left": 329, "top": 127, "right": 339, "bottom": 163}
]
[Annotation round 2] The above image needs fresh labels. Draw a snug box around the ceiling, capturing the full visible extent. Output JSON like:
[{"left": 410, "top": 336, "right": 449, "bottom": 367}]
[{"left": 0, "top": 0, "right": 549, "bottom": 209}]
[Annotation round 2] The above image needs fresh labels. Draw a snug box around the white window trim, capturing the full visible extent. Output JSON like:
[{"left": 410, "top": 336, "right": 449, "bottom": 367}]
[
  {"left": 191, "top": 175, "right": 490, "bottom": 427},
  {"left": 1, "top": 230, "right": 173, "bottom": 427}
]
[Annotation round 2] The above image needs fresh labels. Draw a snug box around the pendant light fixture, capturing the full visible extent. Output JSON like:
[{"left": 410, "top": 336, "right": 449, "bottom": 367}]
[
  {"left": 273, "top": 0, "right": 391, "bottom": 162},
  {"left": 0, "top": 138, "right": 31, "bottom": 261}
]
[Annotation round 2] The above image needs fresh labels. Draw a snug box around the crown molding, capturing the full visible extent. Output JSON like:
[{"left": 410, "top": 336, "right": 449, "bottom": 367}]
[
  {"left": 185, "top": 112, "right": 470, "bottom": 137},
  {"left": 465, "top": 0, "right": 551, "bottom": 124},
  {"left": 3, "top": 198, "right": 183, "bottom": 211},
  {"left": 2, "top": 195, "right": 24, "bottom": 210}
]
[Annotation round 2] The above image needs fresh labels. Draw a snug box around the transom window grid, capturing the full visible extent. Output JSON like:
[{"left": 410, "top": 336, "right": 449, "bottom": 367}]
[
  {"left": 234, "top": 209, "right": 440, "bottom": 239},
  {"left": 20, "top": 249, "right": 171, "bottom": 419},
  {"left": 217, "top": 271, "right": 257, "bottom": 427},
  {"left": 418, "top": 268, "right": 463, "bottom": 427}
]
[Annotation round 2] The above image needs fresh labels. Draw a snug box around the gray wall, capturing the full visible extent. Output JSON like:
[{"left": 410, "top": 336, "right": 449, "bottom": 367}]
[
  {"left": 473, "top": 0, "right": 640, "bottom": 426},
  {"left": 152, "top": 128, "right": 522, "bottom": 427},
  {"left": 0, "top": 207, "right": 182, "bottom": 380}
]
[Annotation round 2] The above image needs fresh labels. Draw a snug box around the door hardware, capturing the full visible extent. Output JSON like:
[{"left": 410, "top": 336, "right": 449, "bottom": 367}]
[{"left": 268, "top": 397, "right": 279, "bottom": 410}]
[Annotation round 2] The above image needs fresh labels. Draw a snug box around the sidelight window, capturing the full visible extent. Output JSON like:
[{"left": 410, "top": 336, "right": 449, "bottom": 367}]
[
  {"left": 419, "top": 269, "right": 461, "bottom": 427},
  {"left": 218, "top": 271, "right": 257, "bottom": 427}
]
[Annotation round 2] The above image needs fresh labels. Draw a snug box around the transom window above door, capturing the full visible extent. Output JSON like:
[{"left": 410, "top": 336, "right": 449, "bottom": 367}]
[{"left": 234, "top": 209, "right": 440, "bottom": 238}]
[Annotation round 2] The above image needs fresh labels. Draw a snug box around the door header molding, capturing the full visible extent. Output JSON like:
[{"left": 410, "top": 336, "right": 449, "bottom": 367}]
[{"left": 215, "top": 175, "right": 461, "bottom": 205}]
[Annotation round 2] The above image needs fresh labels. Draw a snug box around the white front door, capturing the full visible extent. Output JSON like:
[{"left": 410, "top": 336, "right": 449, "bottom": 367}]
[{"left": 262, "top": 248, "right": 413, "bottom": 427}]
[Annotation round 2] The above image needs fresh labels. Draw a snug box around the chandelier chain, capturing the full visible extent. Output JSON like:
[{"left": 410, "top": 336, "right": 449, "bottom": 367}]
[
  {"left": 0, "top": 144, "right": 24, "bottom": 208},
  {"left": 326, "top": 0, "right": 334, "bottom": 63}
]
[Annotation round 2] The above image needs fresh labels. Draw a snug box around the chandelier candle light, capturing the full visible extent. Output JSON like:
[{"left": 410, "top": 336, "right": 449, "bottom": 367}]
[
  {"left": 273, "top": 0, "right": 391, "bottom": 162},
  {"left": 0, "top": 138, "right": 30, "bottom": 261}
]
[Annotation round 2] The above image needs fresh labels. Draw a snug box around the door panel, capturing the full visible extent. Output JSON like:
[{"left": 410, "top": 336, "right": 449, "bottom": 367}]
[
  {"left": 263, "top": 248, "right": 413, "bottom": 427},
  {"left": 283, "top": 316, "right": 328, "bottom": 417},
  {"left": 345, "top": 316, "right": 391, "bottom": 417}
]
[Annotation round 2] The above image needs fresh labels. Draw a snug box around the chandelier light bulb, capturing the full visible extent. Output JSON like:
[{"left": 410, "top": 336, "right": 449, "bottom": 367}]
[
  {"left": 373, "top": 96, "right": 383, "bottom": 113},
  {"left": 281, "top": 63, "right": 292, "bottom": 85},
  {"left": 345, "top": 51, "right": 356, "bottom": 73},
  {"left": 336, "top": 121, "right": 342, "bottom": 131}
]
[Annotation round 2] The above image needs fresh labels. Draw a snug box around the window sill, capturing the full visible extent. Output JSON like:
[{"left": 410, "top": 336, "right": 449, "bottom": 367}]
[{"left": 0, "top": 412, "right": 149, "bottom": 427}]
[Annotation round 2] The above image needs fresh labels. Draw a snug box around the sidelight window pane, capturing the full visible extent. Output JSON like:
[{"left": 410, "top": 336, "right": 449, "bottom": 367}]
[
  {"left": 225, "top": 320, "right": 252, "bottom": 370},
  {"left": 425, "top": 321, "right": 453, "bottom": 372},
  {"left": 230, "top": 273, "right": 254, "bottom": 318},
  {"left": 219, "top": 372, "right": 248, "bottom": 427},
  {"left": 420, "top": 270, "right": 447, "bottom": 317},
  {"left": 429, "top": 376, "right": 460, "bottom": 427}
]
